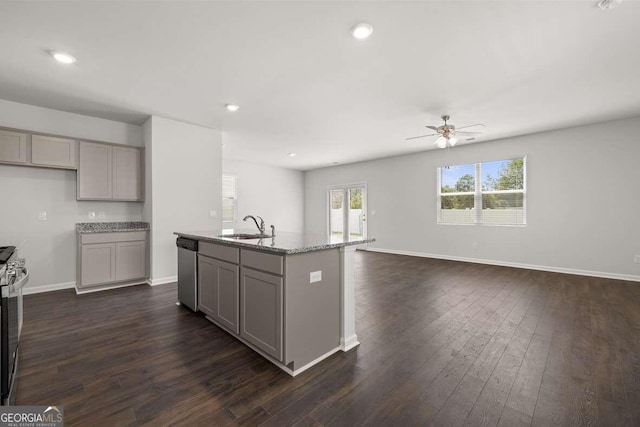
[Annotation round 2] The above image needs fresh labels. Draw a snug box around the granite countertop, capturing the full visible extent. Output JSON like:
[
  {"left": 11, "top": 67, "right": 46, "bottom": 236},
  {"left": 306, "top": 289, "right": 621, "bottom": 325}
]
[
  {"left": 174, "top": 229, "right": 375, "bottom": 254},
  {"left": 76, "top": 222, "right": 150, "bottom": 233}
]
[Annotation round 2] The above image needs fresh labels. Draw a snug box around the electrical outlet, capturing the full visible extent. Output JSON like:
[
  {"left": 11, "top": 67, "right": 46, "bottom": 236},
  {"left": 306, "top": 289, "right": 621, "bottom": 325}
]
[
  {"left": 98, "top": 212, "right": 106, "bottom": 219},
  {"left": 310, "top": 271, "right": 322, "bottom": 283},
  {"left": 88, "top": 212, "right": 96, "bottom": 219},
  {"left": 472, "top": 242, "right": 479, "bottom": 249},
  {"left": 38, "top": 211, "right": 47, "bottom": 221},
  {"left": 634, "top": 255, "right": 640, "bottom": 264}
]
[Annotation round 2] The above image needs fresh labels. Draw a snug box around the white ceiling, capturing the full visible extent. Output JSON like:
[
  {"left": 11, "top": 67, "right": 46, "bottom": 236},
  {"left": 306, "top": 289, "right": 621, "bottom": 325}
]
[{"left": 1, "top": 1, "right": 639, "bottom": 170}]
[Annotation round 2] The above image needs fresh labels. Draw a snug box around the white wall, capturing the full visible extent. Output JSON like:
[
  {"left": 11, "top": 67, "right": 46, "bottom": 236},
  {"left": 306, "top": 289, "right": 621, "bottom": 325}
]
[
  {"left": 144, "top": 116, "right": 222, "bottom": 283},
  {"left": 305, "top": 116, "right": 640, "bottom": 281},
  {"left": 0, "top": 100, "right": 143, "bottom": 290},
  {"left": 223, "top": 159, "right": 304, "bottom": 233}
]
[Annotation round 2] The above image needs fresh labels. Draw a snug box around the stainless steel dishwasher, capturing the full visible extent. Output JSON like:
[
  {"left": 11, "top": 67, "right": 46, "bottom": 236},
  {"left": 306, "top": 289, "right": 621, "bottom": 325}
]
[{"left": 176, "top": 237, "right": 198, "bottom": 311}]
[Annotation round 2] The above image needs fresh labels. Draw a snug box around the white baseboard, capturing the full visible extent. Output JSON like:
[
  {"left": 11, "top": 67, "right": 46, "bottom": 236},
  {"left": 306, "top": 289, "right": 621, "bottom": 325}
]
[
  {"left": 148, "top": 276, "right": 177, "bottom": 286},
  {"left": 22, "top": 281, "right": 76, "bottom": 295},
  {"left": 75, "top": 280, "right": 147, "bottom": 295},
  {"left": 340, "top": 335, "right": 360, "bottom": 352},
  {"left": 365, "top": 247, "right": 640, "bottom": 283},
  {"left": 204, "top": 316, "right": 341, "bottom": 377}
]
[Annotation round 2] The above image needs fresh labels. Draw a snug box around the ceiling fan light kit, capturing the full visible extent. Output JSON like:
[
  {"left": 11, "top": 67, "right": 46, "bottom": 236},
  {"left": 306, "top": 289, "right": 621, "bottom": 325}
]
[{"left": 406, "top": 115, "right": 485, "bottom": 149}]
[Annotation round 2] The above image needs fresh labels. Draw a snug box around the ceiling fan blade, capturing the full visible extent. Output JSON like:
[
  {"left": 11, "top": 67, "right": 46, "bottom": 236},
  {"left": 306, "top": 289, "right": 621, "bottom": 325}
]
[
  {"left": 405, "top": 133, "right": 437, "bottom": 141},
  {"left": 456, "top": 123, "right": 486, "bottom": 131},
  {"left": 425, "top": 125, "right": 439, "bottom": 131},
  {"left": 455, "top": 131, "right": 483, "bottom": 135}
]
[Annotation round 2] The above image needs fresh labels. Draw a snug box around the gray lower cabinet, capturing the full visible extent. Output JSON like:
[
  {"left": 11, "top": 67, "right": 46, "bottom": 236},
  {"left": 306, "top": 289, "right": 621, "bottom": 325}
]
[
  {"left": 0, "top": 129, "right": 28, "bottom": 164},
  {"left": 80, "top": 243, "right": 117, "bottom": 286},
  {"left": 31, "top": 134, "right": 76, "bottom": 168},
  {"left": 115, "top": 241, "right": 147, "bottom": 281},
  {"left": 198, "top": 254, "right": 240, "bottom": 334},
  {"left": 240, "top": 266, "right": 283, "bottom": 361},
  {"left": 192, "top": 241, "right": 341, "bottom": 371},
  {"left": 78, "top": 231, "right": 148, "bottom": 289}
]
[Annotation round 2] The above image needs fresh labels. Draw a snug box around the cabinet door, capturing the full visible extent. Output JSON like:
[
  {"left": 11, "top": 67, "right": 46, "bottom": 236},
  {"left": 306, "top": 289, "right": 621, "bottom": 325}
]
[
  {"left": 240, "top": 267, "right": 283, "bottom": 361},
  {"left": 0, "top": 129, "right": 27, "bottom": 164},
  {"left": 78, "top": 142, "right": 112, "bottom": 199},
  {"left": 115, "top": 241, "right": 147, "bottom": 281},
  {"left": 198, "top": 255, "right": 239, "bottom": 334},
  {"left": 113, "top": 146, "right": 142, "bottom": 200},
  {"left": 31, "top": 135, "right": 77, "bottom": 168},
  {"left": 80, "top": 243, "right": 116, "bottom": 287}
]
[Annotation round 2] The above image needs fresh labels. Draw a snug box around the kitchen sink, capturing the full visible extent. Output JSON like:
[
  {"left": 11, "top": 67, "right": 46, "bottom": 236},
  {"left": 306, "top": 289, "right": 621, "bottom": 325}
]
[{"left": 218, "top": 233, "right": 270, "bottom": 240}]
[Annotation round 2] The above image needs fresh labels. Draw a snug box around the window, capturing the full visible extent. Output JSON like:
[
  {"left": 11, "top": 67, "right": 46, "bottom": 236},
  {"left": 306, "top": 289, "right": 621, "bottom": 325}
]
[
  {"left": 438, "top": 157, "right": 526, "bottom": 225},
  {"left": 222, "top": 173, "right": 237, "bottom": 223}
]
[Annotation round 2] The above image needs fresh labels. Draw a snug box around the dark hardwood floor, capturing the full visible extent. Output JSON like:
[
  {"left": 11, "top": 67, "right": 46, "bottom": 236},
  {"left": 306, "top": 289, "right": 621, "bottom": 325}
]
[{"left": 16, "top": 251, "right": 640, "bottom": 426}]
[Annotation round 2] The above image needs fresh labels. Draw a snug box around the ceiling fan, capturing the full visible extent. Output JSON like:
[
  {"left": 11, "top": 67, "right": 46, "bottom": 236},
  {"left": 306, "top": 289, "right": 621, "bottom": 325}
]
[{"left": 406, "top": 115, "right": 486, "bottom": 148}]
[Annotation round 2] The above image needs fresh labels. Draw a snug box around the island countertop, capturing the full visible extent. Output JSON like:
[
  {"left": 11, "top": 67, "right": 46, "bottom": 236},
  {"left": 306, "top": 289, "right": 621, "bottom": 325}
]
[{"left": 173, "top": 229, "right": 374, "bottom": 254}]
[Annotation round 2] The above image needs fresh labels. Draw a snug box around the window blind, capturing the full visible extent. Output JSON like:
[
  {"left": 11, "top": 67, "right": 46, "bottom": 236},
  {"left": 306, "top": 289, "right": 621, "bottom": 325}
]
[{"left": 222, "top": 174, "right": 237, "bottom": 223}]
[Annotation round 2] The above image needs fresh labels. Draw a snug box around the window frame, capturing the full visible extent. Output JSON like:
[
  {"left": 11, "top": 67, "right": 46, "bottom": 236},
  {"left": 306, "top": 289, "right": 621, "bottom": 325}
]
[
  {"left": 437, "top": 156, "right": 527, "bottom": 227},
  {"left": 222, "top": 173, "right": 237, "bottom": 223}
]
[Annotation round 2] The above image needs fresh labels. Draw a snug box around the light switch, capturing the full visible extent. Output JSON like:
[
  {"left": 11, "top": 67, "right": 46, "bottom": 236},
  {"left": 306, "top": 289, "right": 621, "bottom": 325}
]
[
  {"left": 209, "top": 210, "right": 217, "bottom": 219},
  {"left": 310, "top": 271, "right": 322, "bottom": 283},
  {"left": 38, "top": 211, "right": 47, "bottom": 221}
]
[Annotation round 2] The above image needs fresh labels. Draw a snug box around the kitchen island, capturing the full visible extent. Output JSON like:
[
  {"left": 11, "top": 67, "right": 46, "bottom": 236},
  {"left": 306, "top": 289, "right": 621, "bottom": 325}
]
[{"left": 174, "top": 230, "right": 374, "bottom": 376}]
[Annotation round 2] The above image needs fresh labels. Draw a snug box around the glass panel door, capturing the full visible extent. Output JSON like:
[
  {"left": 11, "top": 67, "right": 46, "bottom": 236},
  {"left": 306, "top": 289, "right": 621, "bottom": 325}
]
[
  {"left": 348, "top": 187, "right": 366, "bottom": 239},
  {"left": 329, "top": 189, "right": 345, "bottom": 239},
  {"left": 328, "top": 184, "right": 367, "bottom": 240}
]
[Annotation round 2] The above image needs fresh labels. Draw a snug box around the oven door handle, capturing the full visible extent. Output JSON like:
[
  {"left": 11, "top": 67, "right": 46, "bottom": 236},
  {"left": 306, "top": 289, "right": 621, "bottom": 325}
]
[
  {"left": 13, "top": 267, "right": 29, "bottom": 291},
  {"left": 2, "top": 268, "right": 29, "bottom": 297}
]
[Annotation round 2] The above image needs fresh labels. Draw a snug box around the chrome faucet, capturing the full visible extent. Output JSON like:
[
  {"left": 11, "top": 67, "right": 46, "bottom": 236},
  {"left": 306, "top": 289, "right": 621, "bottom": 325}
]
[{"left": 243, "top": 215, "right": 265, "bottom": 234}]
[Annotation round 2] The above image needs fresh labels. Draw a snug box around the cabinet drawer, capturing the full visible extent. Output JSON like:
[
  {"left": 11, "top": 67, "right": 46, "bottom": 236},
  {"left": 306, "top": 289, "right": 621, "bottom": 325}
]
[
  {"left": 241, "top": 249, "right": 283, "bottom": 276},
  {"left": 81, "top": 231, "right": 147, "bottom": 244},
  {"left": 199, "top": 241, "right": 239, "bottom": 264}
]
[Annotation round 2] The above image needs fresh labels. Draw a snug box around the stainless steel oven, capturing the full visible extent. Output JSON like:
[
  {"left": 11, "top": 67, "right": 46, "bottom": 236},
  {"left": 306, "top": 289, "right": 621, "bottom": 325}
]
[{"left": 0, "top": 246, "right": 29, "bottom": 405}]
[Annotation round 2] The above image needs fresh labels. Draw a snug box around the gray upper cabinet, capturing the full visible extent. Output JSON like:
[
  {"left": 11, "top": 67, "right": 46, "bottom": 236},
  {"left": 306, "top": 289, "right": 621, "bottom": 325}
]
[
  {"left": 78, "top": 141, "right": 113, "bottom": 200},
  {"left": 31, "top": 134, "right": 77, "bottom": 168},
  {"left": 0, "top": 129, "right": 28, "bottom": 165},
  {"left": 240, "top": 266, "right": 283, "bottom": 361},
  {"left": 77, "top": 141, "right": 144, "bottom": 201},
  {"left": 113, "top": 146, "right": 142, "bottom": 200},
  {"left": 198, "top": 254, "right": 240, "bottom": 334}
]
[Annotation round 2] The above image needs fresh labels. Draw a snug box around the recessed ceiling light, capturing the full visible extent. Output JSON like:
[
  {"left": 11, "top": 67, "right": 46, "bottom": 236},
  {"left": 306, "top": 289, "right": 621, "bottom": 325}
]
[
  {"left": 350, "top": 23, "right": 373, "bottom": 40},
  {"left": 51, "top": 51, "right": 76, "bottom": 64},
  {"left": 225, "top": 104, "right": 240, "bottom": 112},
  {"left": 288, "top": 152, "right": 296, "bottom": 157},
  {"left": 597, "top": 0, "right": 622, "bottom": 10}
]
